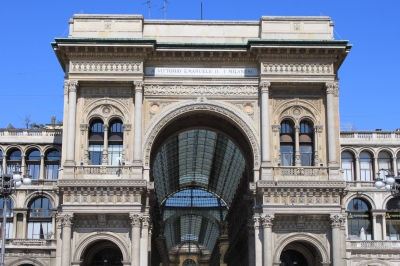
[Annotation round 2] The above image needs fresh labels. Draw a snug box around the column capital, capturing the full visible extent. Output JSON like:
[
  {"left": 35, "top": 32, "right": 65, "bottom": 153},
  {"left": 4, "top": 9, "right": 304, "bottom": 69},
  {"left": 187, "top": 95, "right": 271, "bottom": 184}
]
[
  {"left": 122, "top": 124, "right": 132, "bottom": 131},
  {"left": 129, "top": 213, "right": 141, "bottom": 228},
  {"left": 56, "top": 212, "right": 74, "bottom": 228},
  {"left": 80, "top": 123, "right": 89, "bottom": 131},
  {"left": 314, "top": 125, "right": 323, "bottom": 133},
  {"left": 330, "top": 214, "right": 346, "bottom": 229},
  {"left": 253, "top": 216, "right": 262, "bottom": 230},
  {"left": 325, "top": 82, "right": 339, "bottom": 96},
  {"left": 261, "top": 214, "right": 274, "bottom": 228},
  {"left": 259, "top": 81, "right": 271, "bottom": 93},
  {"left": 134, "top": 80, "right": 144, "bottom": 92},
  {"left": 64, "top": 80, "right": 79, "bottom": 94},
  {"left": 272, "top": 125, "right": 281, "bottom": 132},
  {"left": 141, "top": 215, "right": 151, "bottom": 229}
]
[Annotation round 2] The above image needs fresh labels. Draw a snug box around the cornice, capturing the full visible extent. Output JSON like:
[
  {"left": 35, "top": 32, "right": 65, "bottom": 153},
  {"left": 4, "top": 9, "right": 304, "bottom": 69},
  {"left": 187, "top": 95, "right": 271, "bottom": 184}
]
[
  {"left": 256, "top": 180, "right": 346, "bottom": 188},
  {"left": 58, "top": 179, "right": 148, "bottom": 187}
]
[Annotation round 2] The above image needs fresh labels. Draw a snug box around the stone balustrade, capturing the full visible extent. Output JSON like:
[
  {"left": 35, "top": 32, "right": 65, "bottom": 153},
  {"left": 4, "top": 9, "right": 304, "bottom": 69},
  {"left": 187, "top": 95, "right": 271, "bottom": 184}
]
[
  {"left": 0, "top": 129, "right": 62, "bottom": 144},
  {"left": 347, "top": 240, "right": 400, "bottom": 249},
  {"left": 4, "top": 238, "right": 56, "bottom": 247},
  {"left": 273, "top": 166, "right": 328, "bottom": 180},
  {"left": 340, "top": 131, "right": 400, "bottom": 145}
]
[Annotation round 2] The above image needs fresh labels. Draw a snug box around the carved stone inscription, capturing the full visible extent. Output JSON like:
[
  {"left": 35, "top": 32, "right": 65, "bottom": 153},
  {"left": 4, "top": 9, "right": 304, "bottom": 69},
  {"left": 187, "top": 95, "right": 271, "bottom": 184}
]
[{"left": 144, "top": 85, "right": 258, "bottom": 97}]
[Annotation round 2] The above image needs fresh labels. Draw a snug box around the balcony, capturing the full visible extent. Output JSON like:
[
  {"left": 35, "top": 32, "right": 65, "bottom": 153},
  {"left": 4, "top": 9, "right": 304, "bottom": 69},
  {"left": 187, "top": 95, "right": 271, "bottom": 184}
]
[
  {"left": 347, "top": 240, "right": 400, "bottom": 250},
  {"left": 340, "top": 131, "right": 400, "bottom": 146},
  {"left": 0, "top": 129, "right": 62, "bottom": 144},
  {"left": 74, "top": 165, "right": 133, "bottom": 179},
  {"left": 273, "top": 166, "right": 328, "bottom": 181},
  {"left": 1, "top": 239, "right": 57, "bottom": 249}
]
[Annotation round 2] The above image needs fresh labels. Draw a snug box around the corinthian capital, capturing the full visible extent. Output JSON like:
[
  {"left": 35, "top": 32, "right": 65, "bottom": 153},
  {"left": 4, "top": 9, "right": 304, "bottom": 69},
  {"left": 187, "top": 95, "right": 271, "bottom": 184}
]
[
  {"left": 64, "top": 80, "right": 79, "bottom": 94},
  {"left": 134, "top": 80, "right": 144, "bottom": 93},
  {"left": 56, "top": 213, "right": 74, "bottom": 228},
  {"left": 330, "top": 214, "right": 346, "bottom": 229},
  {"left": 141, "top": 215, "right": 151, "bottom": 229},
  {"left": 259, "top": 81, "right": 271, "bottom": 93},
  {"left": 129, "top": 213, "right": 141, "bottom": 228},
  {"left": 261, "top": 214, "right": 274, "bottom": 228},
  {"left": 325, "top": 82, "right": 339, "bottom": 96}
]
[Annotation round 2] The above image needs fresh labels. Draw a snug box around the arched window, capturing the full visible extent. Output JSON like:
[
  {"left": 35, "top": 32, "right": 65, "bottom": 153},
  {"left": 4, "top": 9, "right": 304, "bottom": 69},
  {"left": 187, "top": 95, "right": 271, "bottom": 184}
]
[
  {"left": 28, "top": 197, "right": 52, "bottom": 239},
  {"left": 183, "top": 259, "right": 196, "bottom": 266},
  {"left": 0, "top": 150, "right": 3, "bottom": 174},
  {"left": 45, "top": 150, "right": 60, "bottom": 179},
  {"left": 280, "top": 120, "right": 294, "bottom": 166},
  {"left": 378, "top": 151, "right": 392, "bottom": 180},
  {"left": 386, "top": 198, "right": 400, "bottom": 240},
  {"left": 359, "top": 151, "right": 373, "bottom": 181},
  {"left": 88, "top": 119, "right": 104, "bottom": 165},
  {"left": 299, "top": 121, "right": 313, "bottom": 166},
  {"left": 7, "top": 149, "right": 22, "bottom": 174},
  {"left": 347, "top": 198, "right": 372, "bottom": 240},
  {"left": 26, "top": 149, "right": 41, "bottom": 179},
  {"left": 0, "top": 198, "right": 14, "bottom": 238},
  {"left": 341, "top": 152, "right": 354, "bottom": 181},
  {"left": 108, "top": 120, "right": 123, "bottom": 165}
]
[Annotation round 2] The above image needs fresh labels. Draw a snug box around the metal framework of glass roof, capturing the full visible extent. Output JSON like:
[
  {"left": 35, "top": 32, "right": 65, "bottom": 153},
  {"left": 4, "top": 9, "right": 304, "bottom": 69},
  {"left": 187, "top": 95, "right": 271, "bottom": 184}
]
[{"left": 153, "top": 129, "right": 246, "bottom": 254}]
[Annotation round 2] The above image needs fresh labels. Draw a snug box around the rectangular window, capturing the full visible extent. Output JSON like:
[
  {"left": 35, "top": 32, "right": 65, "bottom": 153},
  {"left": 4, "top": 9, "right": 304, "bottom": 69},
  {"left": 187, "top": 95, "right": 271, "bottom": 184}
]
[
  {"left": 27, "top": 164, "right": 40, "bottom": 179},
  {"left": 342, "top": 161, "right": 353, "bottom": 181},
  {"left": 0, "top": 222, "right": 14, "bottom": 238},
  {"left": 89, "top": 144, "right": 103, "bottom": 165},
  {"left": 386, "top": 220, "right": 400, "bottom": 240},
  {"left": 108, "top": 145, "right": 123, "bottom": 165},
  {"left": 280, "top": 145, "right": 293, "bottom": 166},
  {"left": 27, "top": 222, "right": 52, "bottom": 239},
  {"left": 46, "top": 164, "right": 59, "bottom": 179},
  {"left": 360, "top": 161, "right": 372, "bottom": 181},
  {"left": 300, "top": 145, "right": 313, "bottom": 166}
]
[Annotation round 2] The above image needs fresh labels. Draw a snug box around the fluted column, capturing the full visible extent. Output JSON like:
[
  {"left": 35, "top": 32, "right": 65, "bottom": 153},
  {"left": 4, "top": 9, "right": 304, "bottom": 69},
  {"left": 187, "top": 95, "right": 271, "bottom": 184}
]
[
  {"left": 294, "top": 125, "right": 301, "bottom": 166},
  {"left": 59, "top": 213, "right": 74, "bottom": 266},
  {"left": 102, "top": 124, "right": 109, "bottom": 165},
  {"left": 130, "top": 213, "right": 141, "bottom": 266},
  {"left": 133, "top": 81, "right": 144, "bottom": 162},
  {"left": 330, "top": 214, "right": 345, "bottom": 266},
  {"left": 253, "top": 216, "right": 262, "bottom": 266},
  {"left": 325, "top": 82, "right": 338, "bottom": 165},
  {"left": 260, "top": 82, "right": 271, "bottom": 163},
  {"left": 262, "top": 214, "right": 274, "bottom": 266},
  {"left": 140, "top": 215, "right": 150, "bottom": 266},
  {"left": 65, "top": 80, "right": 79, "bottom": 164}
]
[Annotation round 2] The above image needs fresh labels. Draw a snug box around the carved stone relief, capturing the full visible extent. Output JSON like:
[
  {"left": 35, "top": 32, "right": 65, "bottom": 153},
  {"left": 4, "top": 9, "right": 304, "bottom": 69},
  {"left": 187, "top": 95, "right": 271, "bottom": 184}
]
[
  {"left": 262, "top": 63, "right": 333, "bottom": 75},
  {"left": 144, "top": 85, "right": 258, "bottom": 97},
  {"left": 70, "top": 61, "right": 142, "bottom": 73}
]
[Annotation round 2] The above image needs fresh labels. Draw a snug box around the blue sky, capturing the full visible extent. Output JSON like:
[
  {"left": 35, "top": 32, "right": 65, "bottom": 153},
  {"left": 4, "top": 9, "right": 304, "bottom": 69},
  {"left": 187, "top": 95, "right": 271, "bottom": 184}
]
[{"left": 1, "top": 0, "right": 399, "bottom": 130}]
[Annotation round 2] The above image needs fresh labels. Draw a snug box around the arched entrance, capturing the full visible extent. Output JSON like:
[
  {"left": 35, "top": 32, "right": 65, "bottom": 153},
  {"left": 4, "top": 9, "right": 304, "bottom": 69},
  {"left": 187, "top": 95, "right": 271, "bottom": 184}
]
[
  {"left": 81, "top": 240, "right": 123, "bottom": 266},
  {"left": 279, "top": 242, "right": 323, "bottom": 266},
  {"left": 148, "top": 111, "right": 256, "bottom": 266}
]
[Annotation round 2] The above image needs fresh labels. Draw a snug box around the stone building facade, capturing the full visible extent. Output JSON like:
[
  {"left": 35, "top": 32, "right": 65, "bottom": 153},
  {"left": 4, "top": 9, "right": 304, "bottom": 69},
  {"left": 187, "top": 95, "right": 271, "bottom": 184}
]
[{"left": 0, "top": 14, "right": 399, "bottom": 266}]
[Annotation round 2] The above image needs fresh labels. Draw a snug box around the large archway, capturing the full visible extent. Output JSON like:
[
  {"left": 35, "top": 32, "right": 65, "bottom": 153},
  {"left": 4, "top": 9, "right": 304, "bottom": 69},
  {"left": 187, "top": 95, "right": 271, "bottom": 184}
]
[
  {"left": 80, "top": 240, "right": 124, "bottom": 266},
  {"left": 149, "top": 111, "right": 255, "bottom": 266},
  {"left": 279, "top": 241, "right": 325, "bottom": 266}
]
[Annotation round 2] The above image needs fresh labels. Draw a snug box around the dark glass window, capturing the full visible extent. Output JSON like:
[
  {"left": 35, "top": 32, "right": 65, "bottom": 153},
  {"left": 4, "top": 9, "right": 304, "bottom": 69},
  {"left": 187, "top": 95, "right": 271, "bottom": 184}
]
[
  {"left": 386, "top": 198, "right": 400, "bottom": 240},
  {"left": 45, "top": 150, "right": 60, "bottom": 179},
  {"left": 27, "top": 150, "right": 41, "bottom": 179},
  {"left": 29, "top": 197, "right": 52, "bottom": 217},
  {"left": 347, "top": 198, "right": 372, "bottom": 240},
  {"left": 7, "top": 149, "right": 22, "bottom": 174},
  {"left": 280, "top": 120, "right": 294, "bottom": 166},
  {"left": 299, "top": 121, "right": 313, "bottom": 166},
  {"left": 360, "top": 151, "right": 373, "bottom": 181},
  {"left": 28, "top": 197, "right": 53, "bottom": 239},
  {"left": 341, "top": 152, "right": 354, "bottom": 181}
]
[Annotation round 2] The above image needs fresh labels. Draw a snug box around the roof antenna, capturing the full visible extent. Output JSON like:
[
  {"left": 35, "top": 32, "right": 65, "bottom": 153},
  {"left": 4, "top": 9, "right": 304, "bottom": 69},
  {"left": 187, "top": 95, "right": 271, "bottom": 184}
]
[
  {"left": 143, "top": 0, "right": 156, "bottom": 19},
  {"left": 159, "top": 0, "right": 169, "bottom": 20}
]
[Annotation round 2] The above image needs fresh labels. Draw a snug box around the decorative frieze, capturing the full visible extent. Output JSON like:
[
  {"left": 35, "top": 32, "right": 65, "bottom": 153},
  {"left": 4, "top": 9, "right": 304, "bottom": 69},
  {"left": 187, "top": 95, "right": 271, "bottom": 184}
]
[
  {"left": 56, "top": 213, "right": 74, "bottom": 228},
  {"left": 144, "top": 85, "right": 258, "bottom": 97},
  {"left": 81, "top": 87, "right": 132, "bottom": 96},
  {"left": 273, "top": 215, "right": 330, "bottom": 230},
  {"left": 262, "top": 63, "right": 332, "bottom": 74},
  {"left": 70, "top": 61, "right": 142, "bottom": 73},
  {"left": 74, "top": 214, "right": 130, "bottom": 228}
]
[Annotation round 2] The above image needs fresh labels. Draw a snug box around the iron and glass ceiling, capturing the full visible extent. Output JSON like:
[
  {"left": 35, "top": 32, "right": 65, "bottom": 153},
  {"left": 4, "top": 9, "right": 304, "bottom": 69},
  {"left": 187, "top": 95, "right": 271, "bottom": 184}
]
[{"left": 153, "top": 129, "right": 246, "bottom": 253}]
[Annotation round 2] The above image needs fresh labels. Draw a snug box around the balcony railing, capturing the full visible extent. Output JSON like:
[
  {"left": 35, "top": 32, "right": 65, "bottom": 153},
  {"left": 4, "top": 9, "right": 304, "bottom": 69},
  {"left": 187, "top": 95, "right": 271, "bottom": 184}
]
[
  {"left": 340, "top": 131, "right": 400, "bottom": 140},
  {"left": 75, "top": 165, "right": 132, "bottom": 176},
  {"left": 4, "top": 238, "right": 56, "bottom": 247},
  {"left": 273, "top": 166, "right": 328, "bottom": 180},
  {"left": 347, "top": 240, "right": 400, "bottom": 249},
  {"left": 345, "top": 181, "right": 375, "bottom": 188},
  {"left": 0, "top": 129, "right": 62, "bottom": 137}
]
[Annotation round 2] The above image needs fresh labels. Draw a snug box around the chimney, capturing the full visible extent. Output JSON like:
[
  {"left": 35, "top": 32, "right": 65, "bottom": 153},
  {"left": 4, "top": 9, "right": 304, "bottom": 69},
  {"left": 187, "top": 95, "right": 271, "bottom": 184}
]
[{"left": 51, "top": 116, "right": 56, "bottom": 124}]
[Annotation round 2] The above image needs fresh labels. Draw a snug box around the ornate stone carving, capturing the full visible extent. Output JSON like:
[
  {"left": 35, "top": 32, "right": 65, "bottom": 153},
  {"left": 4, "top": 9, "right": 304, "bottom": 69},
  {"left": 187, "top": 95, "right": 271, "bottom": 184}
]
[
  {"left": 144, "top": 85, "right": 258, "bottom": 97},
  {"left": 56, "top": 213, "right": 74, "bottom": 228},
  {"left": 70, "top": 61, "right": 142, "bottom": 73},
  {"left": 143, "top": 101, "right": 260, "bottom": 168},
  {"left": 272, "top": 124, "right": 281, "bottom": 132},
  {"left": 80, "top": 123, "right": 89, "bottom": 132},
  {"left": 81, "top": 87, "right": 131, "bottom": 96},
  {"left": 263, "top": 63, "right": 332, "bottom": 74},
  {"left": 262, "top": 214, "right": 274, "bottom": 228},
  {"left": 141, "top": 215, "right": 150, "bottom": 229},
  {"left": 130, "top": 214, "right": 141, "bottom": 228},
  {"left": 102, "top": 149, "right": 108, "bottom": 164},
  {"left": 259, "top": 81, "right": 271, "bottom": 93},
  {"left": 314, "top": 125, "right": 323, "bottom": 133},
  {"left": 325, "top": 82, "right": 339, "bottom": 96},
  {"left": 253, "top": 216, "right": 261, "bottom": 230},
  {"left": 64, "top": 80, "right": 79, "bottom": 95},
  {"left": 330, "top": 214, "right": 346, "bottom": 229},
  {"left": 134, "top": 80, "right": 144, "bottom": 92}
]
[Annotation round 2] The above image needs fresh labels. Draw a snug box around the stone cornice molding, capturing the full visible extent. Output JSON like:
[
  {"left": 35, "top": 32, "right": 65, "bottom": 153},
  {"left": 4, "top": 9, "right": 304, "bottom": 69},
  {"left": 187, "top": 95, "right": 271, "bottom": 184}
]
[
  {"left": 57, "top": 179, "right": 148, "bottom": 187},
  {"left": 144, "top": 85, "right": 258, "bottom": 97},
  {"left": 259, "top": 81, "right": 271, "bottom": 93},
  {"left": 147, "top": 51, "right": 257, "bottom": 64},
  {"left": 262, "top": 214, "right": 275, "bottom": 228},
  {"left": 64, "top": 80, "right": 79, "bottom": 95},
  {"left": 129, "top": 213, "right": 142, "bottom": 228},
  {"left": 257, "top": 180, "right": 345, "bottom": 188},
  {"left": 56, "top": 213, "right": 74, "bottom": 228},
  {"left": 143, "top": 100, "right": 260, "bottom": 168},
  {"left": 330, "top": 214, "right": 346, "bottom": 229}
]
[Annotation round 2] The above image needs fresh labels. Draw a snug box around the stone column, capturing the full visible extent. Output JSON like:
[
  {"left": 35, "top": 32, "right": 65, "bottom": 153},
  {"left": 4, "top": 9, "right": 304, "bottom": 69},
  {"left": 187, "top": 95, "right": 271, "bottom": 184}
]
[
  {"left": 12, "top": 213, "right": 17, "bottom": 238},
  {"left": 133, "top": 81, "right": 144, "bottom": 163},
  {"left": 325, "top": 82, "right": 338, "bottom": 165},
  {"left": 253, "top": 216, "right": 262, "bottom": 266},
  {"left": 140, "top": 215, "right": 150, "bottom": 266},
  {"left": 372, "top": 214, "right": 377, "bottom": 240},
  {"left": 39, "top": 154, "right": 45, "bottom": 179},
  {"left": 294, "top": 125, "right": 301, "bottom": 166},
  {"left": 55, "top": 213, "right": 63, "bottom": 266},
  {"left": 22, "top": 212, "right": 27, "bottom": 238},
  {"left": 65, "top": 80, "right": 79, "bottom": 165},
  {"left": 80, "top": 124, "right": 89, "bottom": 164},
  {"left": 2, "top": 155, "right": 6, "bottom": 173},
  {"left": 392, "top": 157, "right": 397, "bottom": 177},
  {"left": 102, "top": 124, "right": 109, "bottom": 165},
  {"left": 330, "top": 214, "right": 345, "bottom": 266},
  {"left": 247, "top": 219, "right": 255, "bottom": 266},
  {"left": 262, "top": 214, "right": 274, "bottom": 266},
  {"left": 260, "top": 81, "right": 271, "bottom": 163},
  {"left": 130, "top": 213, "right": 141, "bottom": 266},
  {"left": 60, "top": 213, "right": 74, "bottom": 266},
  {"left": 21, "top": 155, "right": 26, "bottom": 177},
  {"left": 373, "top": 157, "right": 379, "bottom": 180},
  {"left": 355, "top": 156, "right": 360, "bottom": 181},
  {"left": 382, "top": 215, "right": 387, "bottom": 240}
]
